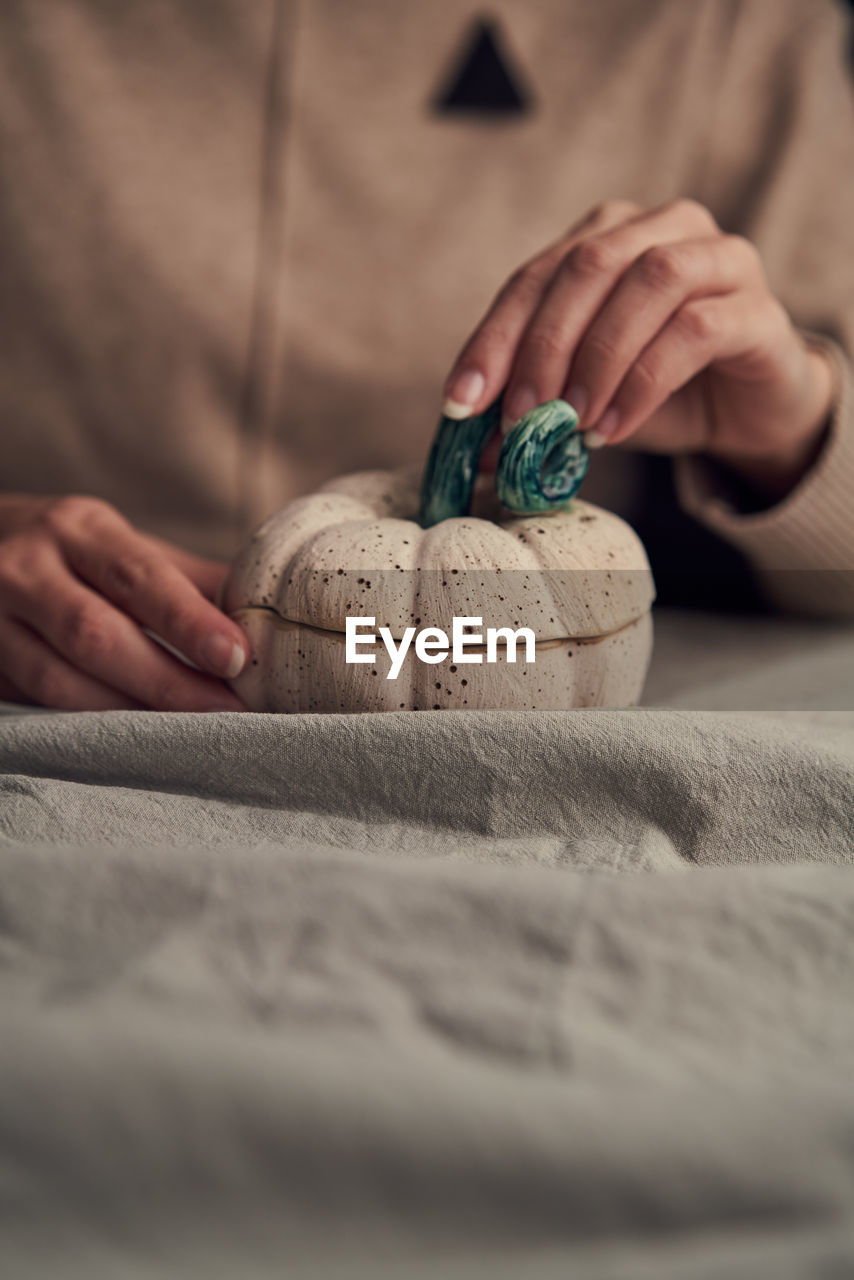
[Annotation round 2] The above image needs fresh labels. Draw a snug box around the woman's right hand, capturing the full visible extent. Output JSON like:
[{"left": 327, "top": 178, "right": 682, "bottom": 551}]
[{"left": 0, "top": 494, "right": 250, "bottom": 711}]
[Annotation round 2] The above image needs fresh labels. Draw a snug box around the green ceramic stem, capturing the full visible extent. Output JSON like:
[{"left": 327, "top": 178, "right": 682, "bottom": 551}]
[
  {"left": 419, "top": 396, "right": 588, "bottom": 527},
  {"left": 418, "top": 397, "right": 502, "bottom": 528}
]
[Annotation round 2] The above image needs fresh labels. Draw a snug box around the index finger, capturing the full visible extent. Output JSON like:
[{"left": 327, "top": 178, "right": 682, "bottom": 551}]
[
  {"left": 441, "top": 200, "right": 641, "bottom": 420},
  {"left": 54, "top": 501, "right": 249, "bottom": 680},
  {"left": 143, "top": 533, "right": 229, "bottom": 602}
]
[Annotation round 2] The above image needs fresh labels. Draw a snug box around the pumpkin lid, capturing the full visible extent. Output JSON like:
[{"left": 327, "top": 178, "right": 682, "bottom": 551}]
[{"left": 223, "top": 469, "right": 655, "bottom": 641}]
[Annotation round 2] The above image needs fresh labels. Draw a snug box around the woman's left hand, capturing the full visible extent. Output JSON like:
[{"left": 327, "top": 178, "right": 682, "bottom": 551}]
[{"left": 442, "top": 198, "right": 835, "bottom": 501}]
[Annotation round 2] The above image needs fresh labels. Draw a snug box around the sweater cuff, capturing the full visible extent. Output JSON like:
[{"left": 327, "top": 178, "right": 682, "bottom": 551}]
[{"left": 672, "top": 334, "right": 854, "bottom": 615}]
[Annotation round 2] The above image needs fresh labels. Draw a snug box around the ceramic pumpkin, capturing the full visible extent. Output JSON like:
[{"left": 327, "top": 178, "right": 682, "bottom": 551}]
[{"left": 222, "top": 399, "right": 655, "bottom": 712}]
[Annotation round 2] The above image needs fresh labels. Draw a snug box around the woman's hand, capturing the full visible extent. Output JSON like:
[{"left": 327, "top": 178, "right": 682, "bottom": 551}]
[
  {"left": 443, "top": 199, "right": 835, "bottom": 501},
  {"left": 0, "top": 494, "right": 249, "bottom": 711}
]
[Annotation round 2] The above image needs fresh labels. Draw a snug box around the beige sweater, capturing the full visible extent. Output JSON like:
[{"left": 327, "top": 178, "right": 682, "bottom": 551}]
[{"left": 0, "top": 0, "right": 853, "bottom": 612}]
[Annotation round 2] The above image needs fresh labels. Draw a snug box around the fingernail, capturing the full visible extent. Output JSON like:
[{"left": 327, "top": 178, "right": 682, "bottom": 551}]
[
  {"left": 587, "top": 407, "right": 620, "bottom": 447},
  {"left": 565, "top": 384, "right": 588, "bottom": 423},
  {"left": 442, "top": 369, "right": 485, "bottom": 418},
  {"left": 200, "top": 634, "right": 246, "bottom": 678},
  {"left": 500, "top": 386, "right": 538, "bottom": 435}
]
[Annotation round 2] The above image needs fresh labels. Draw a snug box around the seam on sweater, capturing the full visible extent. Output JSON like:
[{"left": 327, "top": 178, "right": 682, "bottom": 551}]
[{"left": 235, "top": 0, "right": 297, "bottom": 545}]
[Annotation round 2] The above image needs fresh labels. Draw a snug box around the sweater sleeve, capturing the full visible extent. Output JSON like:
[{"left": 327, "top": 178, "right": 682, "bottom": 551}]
[
  {"left": 673, "top": 0, "right": 854, "bottom": 617},
  {"left": 673, "top": 333, "right": 854, "bottom": 616}
]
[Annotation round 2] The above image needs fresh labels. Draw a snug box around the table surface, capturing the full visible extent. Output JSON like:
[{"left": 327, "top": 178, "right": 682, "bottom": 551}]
[{"left": 642, "top": 606, "right": 854, "bottom": 711}]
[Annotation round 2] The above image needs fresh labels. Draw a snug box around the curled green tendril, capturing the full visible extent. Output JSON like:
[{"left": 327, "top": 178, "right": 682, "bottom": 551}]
[
  {"left": 496, "top": 399, "right": 588, "bottom": 513},
  {"left": 419, "top": 396, "right": 588, "bottom": 527}
]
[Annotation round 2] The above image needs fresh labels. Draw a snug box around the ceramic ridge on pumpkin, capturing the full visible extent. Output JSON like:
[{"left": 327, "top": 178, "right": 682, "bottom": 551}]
[
  {"left": 420, "top": 396, "right": 588, "bottom": 525},
  {"left": 226, "top": 606, "right": 654, "bottom": 714},
  {"left": 221, "top": 468, "right": 655, "bottom": 644}
]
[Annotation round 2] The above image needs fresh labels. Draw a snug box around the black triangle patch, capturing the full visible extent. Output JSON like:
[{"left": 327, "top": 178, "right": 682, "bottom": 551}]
[{"left": 431, "top": 17, "right": 533, "bottom": 116}]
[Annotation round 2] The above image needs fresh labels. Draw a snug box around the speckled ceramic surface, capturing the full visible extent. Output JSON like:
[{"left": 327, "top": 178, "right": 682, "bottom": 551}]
[
  {"left": 227, "top": 607, "right": 653, "bottom": 714},
  {"left": 222, "top": 468, "right": 656, "bottom": 713}
]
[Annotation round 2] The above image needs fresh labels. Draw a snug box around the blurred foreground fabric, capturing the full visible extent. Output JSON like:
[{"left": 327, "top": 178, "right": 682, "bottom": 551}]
[{"left": 1, "top": 677, "right": 853, "bottom": 1277}]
